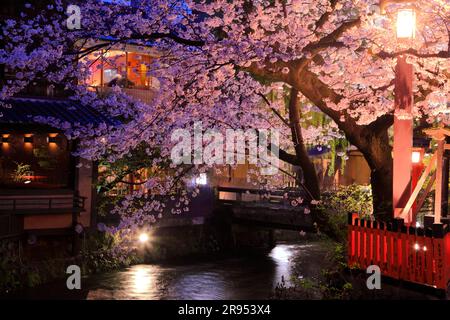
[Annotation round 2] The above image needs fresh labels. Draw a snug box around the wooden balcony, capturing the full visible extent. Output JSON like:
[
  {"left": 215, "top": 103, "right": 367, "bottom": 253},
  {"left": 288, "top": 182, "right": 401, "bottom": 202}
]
[
  {"left": 0, "top": 194, "right": 86, "bottom": 239},
  {"left": 0, "top": 195, "right": 86, "bottom": 215}
]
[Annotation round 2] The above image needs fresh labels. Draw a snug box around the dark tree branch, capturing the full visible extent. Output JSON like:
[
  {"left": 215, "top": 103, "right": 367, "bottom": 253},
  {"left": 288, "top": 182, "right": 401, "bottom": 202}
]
[
  {"left": 378, "top": 48, "right": 450, "bottom": 59},
  {"left": 257, "top": 93, "right": 291, "bottom": 127}
]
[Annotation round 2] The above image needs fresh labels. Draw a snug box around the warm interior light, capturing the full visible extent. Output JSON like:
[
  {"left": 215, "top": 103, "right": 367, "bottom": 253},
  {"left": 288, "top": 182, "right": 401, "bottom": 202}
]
[
  {"left": 411, "top": 151, "right": 421, "bottom": 164},
  {"left": 24, "top": 134, "right": 34, "bottom": 143},
  {"left": 47, "top": 133, "right": 58, "bottom": 144},
  {"left": 414, "top": 243, "right": 420, "bottom": 251},
  {"left": 1, "top": 134, "right": 9, "bottom": 143},
  {"left": 396, "top": 8, "right": 416, "bottom": 39},
  {"left": 138, "top": 233, "right": 149, "bottom": 243},
  {"left": 102, "top": 50, "right": 125, "bottom": 58}
]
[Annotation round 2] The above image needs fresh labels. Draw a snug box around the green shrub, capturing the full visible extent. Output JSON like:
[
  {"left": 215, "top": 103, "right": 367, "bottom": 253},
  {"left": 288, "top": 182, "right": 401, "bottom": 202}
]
[
  {"left": 321, "top": 184, "right": 373, "bottom": 217},
  {"left": 316, "top": 184, "right": 373, "bottom": 242},
  {"left": 0, "top": 240, "right": 24, "bottom": 293},
  {"left": 81, "top": 232, "right": 141, "bottom": 274}
]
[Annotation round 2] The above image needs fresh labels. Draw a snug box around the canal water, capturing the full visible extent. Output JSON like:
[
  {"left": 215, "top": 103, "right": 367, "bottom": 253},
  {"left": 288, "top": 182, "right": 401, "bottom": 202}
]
[{"left": 11, "top": 241, "right": 328, "bottom": 300}]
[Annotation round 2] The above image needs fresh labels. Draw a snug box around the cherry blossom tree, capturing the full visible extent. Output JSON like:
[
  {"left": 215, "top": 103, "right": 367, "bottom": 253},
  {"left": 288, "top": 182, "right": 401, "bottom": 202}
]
[{"left": 1, "top": 0, "right": 448, "bottom": 225}]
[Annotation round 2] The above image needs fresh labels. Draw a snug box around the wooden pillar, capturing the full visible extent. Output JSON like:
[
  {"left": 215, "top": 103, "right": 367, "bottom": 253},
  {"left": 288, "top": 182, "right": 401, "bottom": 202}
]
[
  {"left": 423, "top": 127, "right": 450, "bottom": 225},
  {"left": 411, "top": 148, "right": 424, "bottom": 216},
  {"left": 442, "top": 156, "right": 449, "bottom": 217},
  {"left": 442, "top": 137, "right": 450, "bottom": 217},
  {"left": 435, "top": 139, "right": 445, "bottom": 224},
  {"left": 393, "top": 56, "right": 414, "bottom": 219}
]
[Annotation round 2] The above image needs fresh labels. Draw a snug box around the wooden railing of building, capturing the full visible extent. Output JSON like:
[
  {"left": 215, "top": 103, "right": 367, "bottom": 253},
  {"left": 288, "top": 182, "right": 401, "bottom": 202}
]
[
  {"left": 348, "top": 213, "right": 450, "bottom": 290},
  {"left": 0, "top": 195, "right": 86, "bottom": 239},
  {"left": 0, "top": 195, "right": 85, "bottom": 214}
]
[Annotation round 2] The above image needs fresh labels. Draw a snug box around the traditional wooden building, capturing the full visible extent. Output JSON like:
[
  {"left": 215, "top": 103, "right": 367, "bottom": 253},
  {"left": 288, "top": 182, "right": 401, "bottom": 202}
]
[{"left": 0, "top": 97, "right": 116, "bottom": 256}]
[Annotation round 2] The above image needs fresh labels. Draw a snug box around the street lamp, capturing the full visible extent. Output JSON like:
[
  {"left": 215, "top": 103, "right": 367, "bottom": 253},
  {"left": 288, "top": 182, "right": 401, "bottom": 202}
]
[
  {"left": 380, "top": 1, "right": 416, "bottom": 223},
  {"left": 138, "top": 232, "right": 149, "bottom": 243},
  {"left": 396, "top": 8, "right": 416, "bottom": 39}
]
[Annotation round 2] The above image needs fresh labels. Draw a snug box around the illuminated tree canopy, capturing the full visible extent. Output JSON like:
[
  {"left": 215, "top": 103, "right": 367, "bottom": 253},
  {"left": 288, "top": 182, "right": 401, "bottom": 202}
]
[{"left": 0, "top": 0, "right": 448, "bottom": 234}]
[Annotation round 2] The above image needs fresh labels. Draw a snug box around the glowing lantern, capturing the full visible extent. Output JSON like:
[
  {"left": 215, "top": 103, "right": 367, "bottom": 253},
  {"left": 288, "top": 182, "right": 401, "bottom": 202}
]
[
  {"left": 138, "top": 233, "right": 149, "bottom": 243},
  {"left": 396, "top": 8, "right": 416, "bottom": 39},
  {"left": 411, "top": 151, "right": 421, "bottom": 164}
]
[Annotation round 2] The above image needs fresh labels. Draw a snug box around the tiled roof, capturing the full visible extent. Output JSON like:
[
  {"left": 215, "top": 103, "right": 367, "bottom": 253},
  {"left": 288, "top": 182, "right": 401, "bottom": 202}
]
[{"left": 0, "top": 97, "right": 118, "bottom": 126}]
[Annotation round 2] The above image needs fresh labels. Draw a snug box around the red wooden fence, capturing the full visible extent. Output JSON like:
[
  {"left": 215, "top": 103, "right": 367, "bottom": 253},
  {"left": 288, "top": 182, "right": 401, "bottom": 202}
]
[{"left": 348, "top": 213, "right": 450, "bottom": 290}]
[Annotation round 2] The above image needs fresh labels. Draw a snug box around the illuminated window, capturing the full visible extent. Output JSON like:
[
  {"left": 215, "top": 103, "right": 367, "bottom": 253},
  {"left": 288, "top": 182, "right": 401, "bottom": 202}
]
[
  {"left": 0, "top": 133, "right": 71, "bottom": 189},
  {"left": 104, "top": 69, "right": 118, "bottom": 84}
]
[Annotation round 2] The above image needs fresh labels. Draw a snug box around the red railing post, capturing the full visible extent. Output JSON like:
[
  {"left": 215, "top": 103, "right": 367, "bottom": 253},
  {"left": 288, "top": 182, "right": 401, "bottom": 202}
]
[
  {"left": 424, "top": 233, "right": 433, "bottom": 286},
  {"left": 433, "top": 238, "right": 445, "bottom": 289},
  {"left": 372, "top": 221, "right": 379, "bottom": 267},
  {"left": 348, "top": 213, "right": 355, "bottom": 266},
  {"left": 359, "top": 219, "right": 365, "bottom": 268},
  {"left": 392, "top": 222, "right": 399, "bottom": 278},
  {"left": 379, "top": 222, "right": 385, "bottom": 273},
  {"left": 385, "top": 224, "right": 392, "bottom": 278},
  {"left": 348, "top": 213, "right": 360, "bottom": 267},
  {"left": 417, "top": 230, "right": 425, "bottom": 284},
  {"left": 446, "top": 233, "right": 450, "bottom": 289},
  {"left": 401, "top": 227, "right": 408, "bottom": 281},
  {"left": 367, "top": 220, "right": 373, "bottom": 264},
  {"left": 445, "top": 231, "right": 450, "bottom": 286}
]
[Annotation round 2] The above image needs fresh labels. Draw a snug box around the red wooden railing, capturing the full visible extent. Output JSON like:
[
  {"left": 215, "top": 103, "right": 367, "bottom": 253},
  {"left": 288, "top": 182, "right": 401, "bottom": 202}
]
[{"left": 348, "top": 213, "right": 450, "bottom": 290}]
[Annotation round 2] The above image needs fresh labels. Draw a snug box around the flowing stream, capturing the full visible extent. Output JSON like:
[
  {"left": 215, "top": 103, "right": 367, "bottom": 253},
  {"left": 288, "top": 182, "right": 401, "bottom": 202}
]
[{"left": 10, "top": 241, "right": 328, "bottom": 300}]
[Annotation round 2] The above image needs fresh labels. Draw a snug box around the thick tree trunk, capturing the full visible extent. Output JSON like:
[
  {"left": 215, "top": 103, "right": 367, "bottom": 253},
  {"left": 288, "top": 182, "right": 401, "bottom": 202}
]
[
  {"left": 288, "top": 88, "right": 321, "bottom": 200},
  {"left": 247, "top": 64, "right": 394, "bottom": 218},
  {"left": 357, "top": 128, "right": 393, "bottom": 218},
  {"left": 371, "top": 163, "right": 393, "bottom": 218},
  {"left": 293, "top": 70, "right": 394, "bottom": 218}
]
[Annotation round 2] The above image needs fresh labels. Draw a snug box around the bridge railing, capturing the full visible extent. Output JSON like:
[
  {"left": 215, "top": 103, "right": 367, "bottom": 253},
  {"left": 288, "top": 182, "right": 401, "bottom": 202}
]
[
  {"left": 215, "top": 186, "right": 309, "bottom": 206},
  {"left": 348, "top": 213, "right": 450, "bottom": 290}
]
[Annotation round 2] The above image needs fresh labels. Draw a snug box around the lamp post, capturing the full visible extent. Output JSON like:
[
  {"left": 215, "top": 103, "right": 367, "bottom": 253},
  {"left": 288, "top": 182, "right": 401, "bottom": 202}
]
[{"left": 390, "top": 5, "right": 416, "bottom": 222}]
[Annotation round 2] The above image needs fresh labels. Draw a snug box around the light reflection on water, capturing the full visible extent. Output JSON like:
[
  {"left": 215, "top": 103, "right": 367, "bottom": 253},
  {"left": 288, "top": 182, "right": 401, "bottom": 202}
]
[
  {"left": 5, "top": 241, "right": 445, "bottom": 300},
  {"left": 4, "top": 242, "right": 326, "bottom": 300},
  {"left": 268, "top": 244, "right": 295, "bottom": 286},
  {"left": 132, "top": 266, "right": 154, "bottom": 294},
  {"left": 84, "top": 242, "right": 323, "bottom": 300}
]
